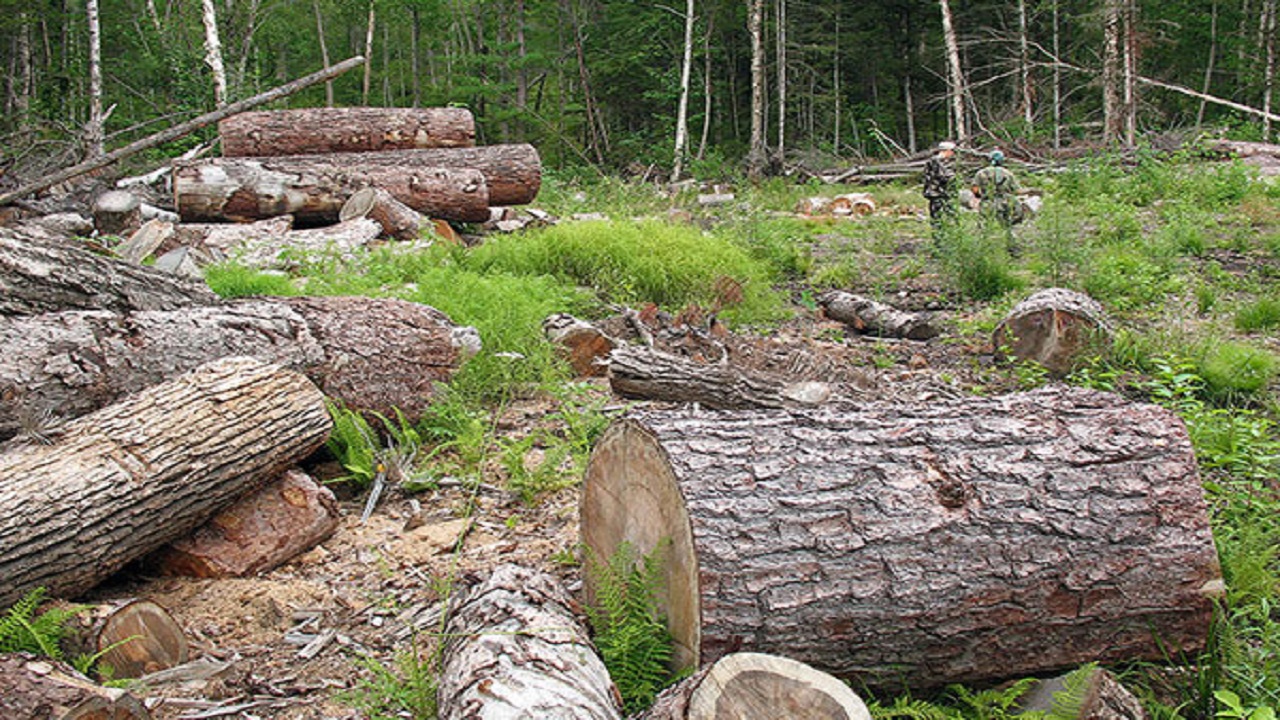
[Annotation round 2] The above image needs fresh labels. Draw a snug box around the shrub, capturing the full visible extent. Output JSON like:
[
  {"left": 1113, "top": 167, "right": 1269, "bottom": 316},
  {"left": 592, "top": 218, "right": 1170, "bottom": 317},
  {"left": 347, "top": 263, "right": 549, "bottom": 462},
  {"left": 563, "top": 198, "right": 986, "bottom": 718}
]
[
  {"left": 1196, "top": 341, "right": 1278, "bottom": 401},
  {"left": 934, "top": 223, "right": 1022, "bottom": 301}
]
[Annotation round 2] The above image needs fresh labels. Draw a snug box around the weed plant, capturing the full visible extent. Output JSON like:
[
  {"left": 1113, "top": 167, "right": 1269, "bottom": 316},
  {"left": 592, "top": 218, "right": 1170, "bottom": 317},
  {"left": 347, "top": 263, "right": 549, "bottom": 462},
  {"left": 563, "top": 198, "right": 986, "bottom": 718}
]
[
  {"left": 933, "top": 219, "right": 1023, "bottom": 301},
  {"left": 1234, "top": 297, "right": 1280, "bottom": 333}
]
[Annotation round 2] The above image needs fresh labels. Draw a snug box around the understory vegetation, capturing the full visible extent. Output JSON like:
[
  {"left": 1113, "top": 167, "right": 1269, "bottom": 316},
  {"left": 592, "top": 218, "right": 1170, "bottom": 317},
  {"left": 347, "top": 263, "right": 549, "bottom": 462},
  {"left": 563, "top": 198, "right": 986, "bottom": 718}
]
[{"left": 180, "top": 153, "right": 1280, "bottom": 717}]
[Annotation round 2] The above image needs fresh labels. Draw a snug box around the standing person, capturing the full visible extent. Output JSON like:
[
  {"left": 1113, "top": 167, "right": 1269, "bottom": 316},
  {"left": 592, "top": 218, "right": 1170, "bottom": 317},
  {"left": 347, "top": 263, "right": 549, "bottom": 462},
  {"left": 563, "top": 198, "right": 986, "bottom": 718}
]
[
  {"left": 921, "top": 141, "right": 958, "bottom": 226},
  {"left": 972, "top": 150, "right": 1022, "bottom": 228}
]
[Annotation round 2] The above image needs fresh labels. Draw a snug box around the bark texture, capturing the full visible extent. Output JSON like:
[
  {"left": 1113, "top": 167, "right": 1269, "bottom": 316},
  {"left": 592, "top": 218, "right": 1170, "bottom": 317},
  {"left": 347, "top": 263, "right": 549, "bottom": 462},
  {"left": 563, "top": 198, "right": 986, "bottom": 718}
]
[
  {"left": 993, "top": 288, "right": 1113, "bottom": 375},
  {"left": 639, "top": 652, "right": 871, "bottom": 720},
  {"left": 223, "top": 218, "right": 382, "bottom": 268},
  {"left": 0, "top": 229, "right": 219, "bottom": 316},
  {"left": 0, "top": 296, "right": 475, "bottom": 440},
  {"left": 173, "top": 156, "right": 490, "bottom": 224},
  {"left": 219, "top": 107, "right": 475, "bottom": 156},
  {"left": 0, "top": 653, "right": 151, "bottom": 719},
  {"left": 581, "top": 386, "right": 1221, "bottom": 691},
  {"left": 340, "top": 186, "right": 431, "bottom": 241},
  {"left": 0, "top": 357, "right": 331, "bottom": 608},
  {"left": 171, "top": 215, "right": 293, "bottom": 257},
  {"left": 92, "top": 190, "right": 142, "bottom": 237},
  {"left": 148, "top": 468, "right": 339, "bottom": 578},
  {"left": 63, "top": 599, "right": 189, "bottom": 679},
  {"left": 819, "top": 290, "right": 939, "bottom": 340},
  {"left": 543, "top": 313, "right": 616, "bottom": 377},
  {"left": 437, "top": 564, "right": 622, "bottom": 720},
  {"left": 609, "top": 345, "right": 838, "bottom": 410}
]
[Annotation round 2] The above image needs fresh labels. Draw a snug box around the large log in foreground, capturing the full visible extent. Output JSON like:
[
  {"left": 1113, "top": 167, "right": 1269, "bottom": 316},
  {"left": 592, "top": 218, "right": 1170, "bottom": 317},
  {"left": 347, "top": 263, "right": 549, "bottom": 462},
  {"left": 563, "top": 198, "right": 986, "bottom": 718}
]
[
  {"left": 581, "top": 386, "right": 1222, "bottom": 691},
  {"left": 220, "top": 107, "right": 476, "bottom": 156},
  {"left": 0, "top": 296, "right": 475, "bottom": 440},
  {"left": 0, "top": 357, "right": 331, "bottom": 608},
  {"left": 0, "top": 653, "right": 151, "bottom": 719},
  {"left": 0, "top": 229, "right": 219, "bottom": 316},
  {"left": 437, "top": 564, "right": 622, "bottom": 720}
]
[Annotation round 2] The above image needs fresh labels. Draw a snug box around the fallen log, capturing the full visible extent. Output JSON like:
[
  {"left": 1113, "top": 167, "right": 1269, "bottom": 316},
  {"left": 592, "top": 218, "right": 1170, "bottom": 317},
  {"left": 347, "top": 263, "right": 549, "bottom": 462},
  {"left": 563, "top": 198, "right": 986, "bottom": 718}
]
[
  {"left": 148, "top": 468, "right": 339, "bottom": 578},
  {"left": 609, "top": 345, "right": 838, "bottom": 410},
  {"left": 0, "top": 356, "right": 331, "bottom": 608},
  {"left": 117, "top": 218, "right": 177, "bottom": 264},
  {"left": 92, "top": 190, "right": 142, "bottom": 237},
  {"left": 0, "top": 296, "right": 476, "bottom": 441},
  {"left": 62, "top": 599, "right": 189, "bottom": 679},
  {"left": 992, "top": 288, "right": 1113, "bottom": 375},
  {"left": 638, "top": 652, "right": 870, "bottom": 720},
  {"left": 581, "top": 386, "right": 1221, "bottom": 691},
  {"left": 340, "top": 186, "right": 432, "bottom": 241},
  {"left": 437, "top": 564, "right": 622, "bottom": 720},
  {"left": 818, "top": 290, "right": 940, "bottom": 340},
  {"left": 171, "top": 215, "right": 294, "bottom": 257},
  {"left": 220, "top": 107, "right": 475, "bottom": 157},
  {"left": 0, "top": 653, "right": 151, "bottom": 719},
  {"left": 0, "top": 228, "right": 219, "bottom": 316},
  {"left": 174, "top": 158, "right": 490, "bottom": 224},
  {"left": 543, "top": 313, "right": 617, "bottom": 377},
  {"left": 226, "top": 218, "right": 383, "bottom": 268}
]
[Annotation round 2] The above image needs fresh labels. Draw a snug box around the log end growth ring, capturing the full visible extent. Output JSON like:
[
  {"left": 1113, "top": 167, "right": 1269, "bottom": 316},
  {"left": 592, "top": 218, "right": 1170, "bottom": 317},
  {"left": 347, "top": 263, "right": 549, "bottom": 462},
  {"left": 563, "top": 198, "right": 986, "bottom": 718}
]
[
  {"left": 688, "top": 652, "right": 871, "bottom": 720},
  {"left": 582, "top": 419, "right": 701, "bottom": 672}
]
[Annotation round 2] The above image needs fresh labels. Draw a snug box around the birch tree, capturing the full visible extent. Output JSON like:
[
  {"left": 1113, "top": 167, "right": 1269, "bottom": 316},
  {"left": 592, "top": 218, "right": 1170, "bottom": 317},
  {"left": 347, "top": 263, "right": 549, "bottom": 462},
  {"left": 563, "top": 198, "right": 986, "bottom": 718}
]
[
  {"left": 747, "top": 0, "right": 767, "bottom": 179},
  {"left": 672, "top": 0, "right": 696, "bottom": 182},
  {"left": 85, "top": 0, "right": 104, "bottom": 158},
  {"left": 938, "top": 0, "right": 967, "bottom": 141},
  {"left": 200, "top": 0, "right": 228, "bottom": 107}
]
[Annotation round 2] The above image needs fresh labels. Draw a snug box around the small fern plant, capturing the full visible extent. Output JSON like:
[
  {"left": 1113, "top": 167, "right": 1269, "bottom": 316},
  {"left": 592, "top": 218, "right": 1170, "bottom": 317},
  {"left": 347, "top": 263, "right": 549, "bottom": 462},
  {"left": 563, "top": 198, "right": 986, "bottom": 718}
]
[
  {"left": 0, "top": 587, "right": 84, "bottom": 660},
  {"left": 585, "top": 541, "right": 681, "bottom": 714}
]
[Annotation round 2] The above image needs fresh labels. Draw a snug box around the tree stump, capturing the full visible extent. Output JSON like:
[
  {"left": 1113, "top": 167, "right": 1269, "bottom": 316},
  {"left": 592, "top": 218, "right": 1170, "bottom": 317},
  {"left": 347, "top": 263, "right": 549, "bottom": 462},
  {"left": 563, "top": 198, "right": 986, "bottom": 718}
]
[
  {"left": 148, "top": 468, "right": 339, "bottom": 578},
  {"left": 581, "top": 386, "right": 1221, "bottom": 692},
  {"left": 0, "top": 356, "right": 332, "bottom": 607},
  {"left": 993, "top": 288, "right": 1113, "bottom": 375},
  {"left": 437, "top": 564, "right": 622, "bottom": 720},
  {"left": 0, "top": 653, "right": 151, "bottom": 719},
  {"left": 340, "top": 186, "right": 432, "bottom": 241},
  {"left": 219, "top": 107, "right": 475, "bottom": 156},
  {"left": 818, "top": 290, "right": 939, "bottom": 340},
  {"left": 639, "top": 653, "right": 870, "bottom": 720},
  {"left": 62, "top": 599, "right": 189, "bottom": 679},
  {"left": 92, "top": 190, "right": 142, "bottom": 237},
  {"left": 543, "top": 314, "right": 617, "bottom": 378}
]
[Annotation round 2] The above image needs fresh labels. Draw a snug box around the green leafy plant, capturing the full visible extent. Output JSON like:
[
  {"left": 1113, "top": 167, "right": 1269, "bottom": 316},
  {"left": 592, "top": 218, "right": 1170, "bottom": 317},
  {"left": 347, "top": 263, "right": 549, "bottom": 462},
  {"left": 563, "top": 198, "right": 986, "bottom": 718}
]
[
  {"left": 0, "top": 588, "right": 84, "bottom": 660},
  {"left": 1234, "top": 297, "right": 1280, "bottom": 333},
  {"left": 340, "top": 637, "right": 438, "bottom": 720},
  {"left": 1215, "top": 690, "right": 1278, "bottom": 720}
]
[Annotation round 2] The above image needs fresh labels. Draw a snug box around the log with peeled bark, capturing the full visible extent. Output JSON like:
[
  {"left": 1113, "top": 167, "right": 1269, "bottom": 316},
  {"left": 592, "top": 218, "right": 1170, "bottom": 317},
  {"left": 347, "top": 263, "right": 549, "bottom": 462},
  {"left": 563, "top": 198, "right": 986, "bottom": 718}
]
[
  {"left": 0, "top": 357, "right": 331, "bottom": 608},
  {"left": 62, "top": 599, "right": 189, "bottom": 679},
  {"left": 993, "top": 288, "right": 1113, "bottom": 375},
  {"left": 174, "top": 157, "right": 490, "bottom": 224},
  {"left": 0, "top": 653, "right": 151, "bottom": 719},
  {"left": 639, "top": 653, "right": 870, "bottom": 720},
  {"left": 225, "top": 218, "right": 383, "bottom": 268},
  {"left": 171, "top": 215, "right": 294, "bottom": 256},
  {"left": 609, "top": 345, "right": 839, "bottom": 410},
  {"left": 818, "top": 289, "right": 939, "bottom": 340},
  {"left": 219, "top": 106, "right": 475, "bottom": 156},
  {"left": 437, "top": 564, "right": 622, "bottom": 720},
  {"left": 148, "top": 467, "right": 339, "bottom": 578},
  {"left": 340, "top": 186, "right": 431, "bottom": 241},
  {"left": 0, "top": 229, "right": 219, "bottom": 316},
  {"left": 581, "top": 386, "right": 1222, "bottom": 692},
  {"left": 0, "top": 296, "right": 477, "bottom": 441}
]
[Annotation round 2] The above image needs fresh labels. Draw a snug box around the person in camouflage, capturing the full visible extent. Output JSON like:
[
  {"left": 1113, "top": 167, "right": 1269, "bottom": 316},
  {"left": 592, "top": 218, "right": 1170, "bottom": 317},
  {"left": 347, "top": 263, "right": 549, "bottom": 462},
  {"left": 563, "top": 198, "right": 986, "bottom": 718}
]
[
  {"left": 971, "top": 150, "right": 1022, "bottom": 227},
  {"left": 921, "top": 141, "right": 957, "bottom": 226}
]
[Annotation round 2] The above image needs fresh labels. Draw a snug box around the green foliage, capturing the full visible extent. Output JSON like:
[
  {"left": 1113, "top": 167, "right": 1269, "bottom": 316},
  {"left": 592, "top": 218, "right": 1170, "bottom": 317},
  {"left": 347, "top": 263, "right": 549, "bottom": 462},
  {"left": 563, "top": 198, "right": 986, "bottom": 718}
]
[
  {"left": 340, "top": 639, "right": 438, "bottom": 720},
  {"left": 1234, "top": 297, "right": 1280, "bottom": 333},
  {"left": 501, "top": 383, "right": 615, "bottom": 502},
  {"left": 1216, "top": 690, "right": 1278, "bottom": 720},
  {"left": 1079, "top": 246, "right": 1178, "bottom": 310},
  {"left": 866, "top": 679, "right": 1041, "bottom": 720},
  {"left": 325, "top": 401, "right": 382, "bottom": 488},
  {"left": 202, "top": 263, "right": 300, "bottom": 298},
  {"left": 0, "top": 588, "right": 83, "bottom": 660},
  {"left": 1195, "top": 341, "right": 1277, "bottom": 401},
  {"left": 586, "top": 542, "right": 681, "bottom": 715},
  {"left": 933, "top": 222, "right": 1023, "bottom": 301}
]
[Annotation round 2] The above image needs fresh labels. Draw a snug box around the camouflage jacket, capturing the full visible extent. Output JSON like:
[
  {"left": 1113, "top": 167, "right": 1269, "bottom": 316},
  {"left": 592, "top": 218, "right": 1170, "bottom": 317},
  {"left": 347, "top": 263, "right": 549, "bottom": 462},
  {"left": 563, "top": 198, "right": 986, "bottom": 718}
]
[
  {"left": 921, "top": 155, "right": 956, "bottom": 200},
  {"left": 972, "top": 165, "right": 1019, "bottom": 202}
]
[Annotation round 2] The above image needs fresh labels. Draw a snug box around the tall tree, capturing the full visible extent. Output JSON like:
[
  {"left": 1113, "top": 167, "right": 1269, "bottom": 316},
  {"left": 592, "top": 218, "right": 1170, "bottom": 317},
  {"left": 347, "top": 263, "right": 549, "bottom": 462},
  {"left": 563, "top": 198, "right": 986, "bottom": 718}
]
[
  {"left": 200, "top": 0, "right": 228, "bottom": 107},
  {"left": 314, "top": 0, "right": 334, "bottom": 107},
  {"left": 672, "top": 0, "right": 696, "bottom": 182},
  {"left": 85, "top": 0, "right": 104, "bottom": 158},
  {"left": 362, "top": 0, "right": 376, "bottom": 105},
  {"left": 747, "top": 0, "right": 767, "bottom": 178},
  {"left": 775, "top": 0, "right": 787, "bottom": 160},
  {"left": 938, "top": 0, "right": 967, "bottom": 141}
]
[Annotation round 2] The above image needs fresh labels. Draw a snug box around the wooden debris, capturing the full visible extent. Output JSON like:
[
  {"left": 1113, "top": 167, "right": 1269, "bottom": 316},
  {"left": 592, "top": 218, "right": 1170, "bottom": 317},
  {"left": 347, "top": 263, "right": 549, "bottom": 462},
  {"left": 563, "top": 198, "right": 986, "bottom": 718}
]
[
  {"left": 172, "top": 215, "right": 294, "bottom": 258},
  {"left": 830, "top": 192, "right": 876, "bottom": 216},
  {"left": 818, "top": 289, "right": 940, "bottom": 340},
  {"left": 92, "top": 190, "right": 142, "bottom": 236},
  {"left": 63, "top": 599, "right": 189, "bottom": 678},
  {"left": 219, "top": 106, "right": 475, "bottom": 157},
  {"left": 340, "top": 186, "right": 431, "bottom": 241},
  {"left": 117, "top": 218, "right": 176, "bottom": 264},
  {"left": 608, "top": 345, "right": 838, "bottom": 410},
  {"left": 582, "top": 386, "right": 1222, "bottom": 691},
  {"left": 226, "top": 218, "right": 382, "bottom": 269},
  {"left": 543, "top": 313, "right": 617, "bottom": 377},
  {"left": 992, "top": 288, "right": 1113, "bottom": 375},
  {"left": 437, "top": 564, "right": 622, "bottom": 720},
  {"left": 0, "top": 653, "right": 151, "bottom": 719},
  {"left": 0, "top": 356, "right": 331, "bottom": 608}
]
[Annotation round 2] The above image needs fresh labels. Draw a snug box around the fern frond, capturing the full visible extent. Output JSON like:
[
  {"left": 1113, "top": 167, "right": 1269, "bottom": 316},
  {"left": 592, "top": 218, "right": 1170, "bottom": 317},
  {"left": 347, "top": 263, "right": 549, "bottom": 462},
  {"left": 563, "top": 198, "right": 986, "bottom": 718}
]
[{"left": 0, "top": 588, "right": 84, "bottom": 660}]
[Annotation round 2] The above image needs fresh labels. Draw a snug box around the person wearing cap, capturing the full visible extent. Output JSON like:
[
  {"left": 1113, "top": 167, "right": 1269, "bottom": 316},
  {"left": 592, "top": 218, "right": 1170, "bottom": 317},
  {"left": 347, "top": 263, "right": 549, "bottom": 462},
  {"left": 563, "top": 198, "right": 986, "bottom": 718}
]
[
  {"left": 972, "top": 149, "right": 1021, "bottom": 228},
  {"left": 921, "top": 141, "right": 958, "bottom": 227}
]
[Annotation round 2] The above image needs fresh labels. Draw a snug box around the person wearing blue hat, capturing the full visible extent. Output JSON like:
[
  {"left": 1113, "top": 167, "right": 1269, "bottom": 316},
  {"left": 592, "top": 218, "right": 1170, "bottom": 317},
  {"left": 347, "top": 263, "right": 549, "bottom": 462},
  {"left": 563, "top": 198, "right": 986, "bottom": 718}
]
[{"left": 971, "top": 149, "right": 1021, "bottom": 228}]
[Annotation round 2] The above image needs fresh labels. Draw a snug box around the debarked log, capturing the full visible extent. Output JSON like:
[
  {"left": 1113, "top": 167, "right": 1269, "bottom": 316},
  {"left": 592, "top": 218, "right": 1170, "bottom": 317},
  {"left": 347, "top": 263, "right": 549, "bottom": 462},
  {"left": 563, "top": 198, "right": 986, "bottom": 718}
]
[
  {"left": 437, "top": 564, "right": 622, "bottom": 720},
  {"left": 0, "top": 296, "right": 477, "bottom": 441},
  {"left": 219, "top": 106, "right": 475, "bottom": 156},
  {"left": 581, "top": 386, "right": 1222, "bottom": 692},
  {"left": 818, "top": 289, "right": 939, "bottom": 340},
  {"left": 0, "top": 357, "right": 332, "bottom": 608},
  {"left": 0, "top": 653, "right": 151, "bottom": 720}
]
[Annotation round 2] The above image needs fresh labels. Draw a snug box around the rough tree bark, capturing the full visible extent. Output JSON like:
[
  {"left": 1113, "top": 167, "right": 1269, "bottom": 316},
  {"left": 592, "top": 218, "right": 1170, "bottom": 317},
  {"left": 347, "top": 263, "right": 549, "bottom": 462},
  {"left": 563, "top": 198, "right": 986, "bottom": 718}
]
[
  {"left": 437, "top": 564, "right": 622, "bottom": 720},
  {"left": 746, "top": 0, "right": 767, "bottom": 179},
  {"left": 992, "top": 288, "right": 1113, "bottom": 375},
  {"left": 0, "top": 296, "right": 477, "bottom": 441},
  {"left": 221, "top": 218, "right": 383, "bottom": 269},
  {"left": 639, "top": 652, "right": 870, "bottom": 720},
  {"left": 0, "top": 357, "right": 332, "bottom": 608},
  {"left": 818, "top": 290, "right": 939, "bottom": 340},
  {"left": 0, "top": 229, "right": 219, "bottom": 315},
  {"left": 92, "top": 190, "right": 142, "bottom": 236},
  {"left": 609, "top": 345, "right": 838, "bottom": 410},
  {"left": 0, "top": 654, "right": 151, "bottom": 720},
  {"left": 219, "top": 107, "right": 475, "bottom": 156},
  {"left": 582, "top": 387, "right": 1222, "bottom": 691}
]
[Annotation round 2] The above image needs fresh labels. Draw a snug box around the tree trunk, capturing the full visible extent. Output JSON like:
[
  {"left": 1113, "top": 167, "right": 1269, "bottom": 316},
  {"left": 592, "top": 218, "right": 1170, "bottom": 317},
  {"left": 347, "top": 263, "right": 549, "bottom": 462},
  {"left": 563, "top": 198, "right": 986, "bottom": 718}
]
[
  {"left": 1018, "top": 0, "right": 1033, "bottom": 127},
  {"left": 609, "top": 345, "right": 838, "bottom": 410},
  {"left": 0, "top": 296, "right": 476, "bottom": 441},
  {"left": 639, "top": 652, "right": 870, "bottom": 720},
  {"left": 1103, "top": 0, "right": 1125, "bottom": 143},
  {"left": 1263, "top": 0, "right": 1277, "bottom": 141},
  {"left": 148, "top": 467, "right": 339, "bottom": 578},
  {"left": 437, "top": 564, "right": 622, "bottom": 720},
  {"left": 0, "top": 357, "right": 331, "bottom": 607},
  {"left": 220, "top": 218, "right": 383, "bottom": 269},
  {"left": 775, "top": 0, "right": 787, "bottom": 162},
  {"left": 992, "top": 288, "right": 1114, "bottom": 375},
  {"left": 362, "top": 1, "right": 375, "bottom": 105},
  {"left": 92, "top": 189, "right": 142, "bottom": 237},
  {"left": 747, "top": 0, "right": 767, "bottom": 179},
  {"left": 1197, "top": 1, "right": 1219, "bottom": 127},
  {"left": 219, "top": 107, "right": 476, "bottom": 156},
  {"left": 85, "top": 0, "right": 104, "bottom": 158},
  {"left": 0, "top": 654, "right": 151, "bottom": 720},
  {"left": 62, "top": 599, "right": 189, "bottom": 679},
  {"left": 313, "top": 0, "right": 333, "bottom": 107},
  {"left": 340, "top": 186, "right": 432, "bottom": 241},
  {"left": 939, "top": 0, "right": 967, "bottom": 141},
  {"left": 581, "top": 387, "right": 1221, "bottom": 692},
  {"left": 672, "top": 0, "right": 696, "bottom": 183},
  {"left": 1053, "top": 0, "right": 1062, "bottom": 149},
  {"left": 0, "top": 229, "right": 219, "bottom": 316},
  {"left": 200, "top": 0, "right": 228, "bottom": 107},
  {"left": 173, "top": 157, "right": 490, "bottom": 224},
  {"left": 818, "top": 290, "right": 939, "bottom": 340}
]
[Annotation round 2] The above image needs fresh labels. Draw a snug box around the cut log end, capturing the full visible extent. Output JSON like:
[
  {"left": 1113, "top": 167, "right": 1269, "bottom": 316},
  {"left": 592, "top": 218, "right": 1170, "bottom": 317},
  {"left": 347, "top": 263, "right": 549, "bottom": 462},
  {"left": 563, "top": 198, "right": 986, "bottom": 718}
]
[{"left": 64, "top": 599, "right": 189, "bottom": 679}]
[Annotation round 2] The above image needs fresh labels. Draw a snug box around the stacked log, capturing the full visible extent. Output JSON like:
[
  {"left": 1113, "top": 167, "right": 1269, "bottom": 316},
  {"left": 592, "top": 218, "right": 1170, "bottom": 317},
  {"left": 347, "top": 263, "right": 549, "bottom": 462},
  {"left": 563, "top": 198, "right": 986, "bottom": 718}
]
[{"left": 219, "top": 107, "right": 475, "bottom": 156}]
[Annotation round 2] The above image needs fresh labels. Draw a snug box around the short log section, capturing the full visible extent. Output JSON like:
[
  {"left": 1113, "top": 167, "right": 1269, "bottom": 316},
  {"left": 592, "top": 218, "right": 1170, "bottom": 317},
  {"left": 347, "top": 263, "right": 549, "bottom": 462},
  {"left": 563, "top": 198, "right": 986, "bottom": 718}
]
[
  {"left": 219, "top": 107, "right": 476, "bottom": 156},
  {"left": 437, "top": 564, "right": 622, "bottom": 720},
  {"left": 818, "top": 290, "right": 939, "bottom": 340},
  {"left": 0, "top": 653, "right": 151, "bottom": 719},
  {"left": 581, "top": 386, "right": 1221, "bottom": 691},
  {"left": 63, "top": 599, "right": 189, "bottom": 679},
  {"left": 0, "top": 356, "right": 332, "bottom": 607},
  {"left": 992, "top": 288, "right": 1113, "bottom": 375}
]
